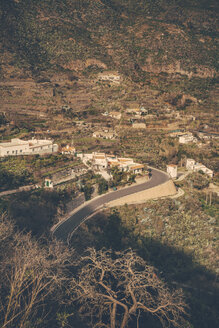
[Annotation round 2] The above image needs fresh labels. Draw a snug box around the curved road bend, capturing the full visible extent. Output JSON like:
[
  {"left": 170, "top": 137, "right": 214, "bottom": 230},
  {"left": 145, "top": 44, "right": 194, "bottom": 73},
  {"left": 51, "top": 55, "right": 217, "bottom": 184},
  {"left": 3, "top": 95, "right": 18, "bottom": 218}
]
[{"left": 53, "top": 168, "right": 169, "bottom": 242}]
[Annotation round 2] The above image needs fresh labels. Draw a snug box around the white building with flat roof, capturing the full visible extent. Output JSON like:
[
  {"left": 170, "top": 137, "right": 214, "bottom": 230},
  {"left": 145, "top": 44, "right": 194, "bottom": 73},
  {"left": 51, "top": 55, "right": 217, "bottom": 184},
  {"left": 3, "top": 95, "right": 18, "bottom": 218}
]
[
  {"left": 0, "top": 138, "right": 58, "bottom": 157},
  {"left": 186, "top": 158, "right": 213, "bottom": 178},
  {"left": 81, "top": 152, "right": 145, "bottom": 175},
  {"left": 109, "top": 111, "right": 122, "bottom": 120},
  {"left": 128, "top": 164, "right": 145, "bottom": 174},
  {"left": 98, "top": 71, "right": 121, "bottom": 83},
  {"left": 193, "top": 163, "right": 214, "bottom": 178},
  {"left": 186, "top": 158, "right": 196, "bottom": 170},
  {"left": 92, "top": 153, "right": 108, "bottom": 170},
  {"left": 93, "top": 131, "right": 117, "bottom": 139},
  {"left": 179, "top": 133, "right": 197, "bottom": 144}
]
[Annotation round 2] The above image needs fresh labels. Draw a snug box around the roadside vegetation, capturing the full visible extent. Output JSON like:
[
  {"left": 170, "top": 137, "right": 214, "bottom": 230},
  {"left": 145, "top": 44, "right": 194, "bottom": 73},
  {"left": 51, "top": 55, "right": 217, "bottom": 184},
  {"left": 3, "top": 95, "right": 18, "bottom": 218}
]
[
  {"left": 0, "top": 154, "right": 82, "bottom": 190},
  {"left": 70, "top": 187, "right": 218, "bottom": 328},
  {"left": 0, "top": 215, "right": 188, "bottom": 328}
]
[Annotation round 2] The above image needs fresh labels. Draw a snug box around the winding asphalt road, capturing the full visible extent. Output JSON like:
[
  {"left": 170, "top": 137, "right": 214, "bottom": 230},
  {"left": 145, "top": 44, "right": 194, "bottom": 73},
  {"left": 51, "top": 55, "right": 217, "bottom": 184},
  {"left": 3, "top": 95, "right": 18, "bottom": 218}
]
[{"left": 53, "top": 168, "right": 169, "bottom": 242}]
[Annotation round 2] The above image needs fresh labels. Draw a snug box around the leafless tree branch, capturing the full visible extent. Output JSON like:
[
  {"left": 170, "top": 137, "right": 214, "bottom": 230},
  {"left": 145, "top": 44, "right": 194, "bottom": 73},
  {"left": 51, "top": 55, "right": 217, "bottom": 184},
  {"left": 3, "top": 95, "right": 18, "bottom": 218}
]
[{"left": 69, "top": 247, "right": 187, "bottom": 328}]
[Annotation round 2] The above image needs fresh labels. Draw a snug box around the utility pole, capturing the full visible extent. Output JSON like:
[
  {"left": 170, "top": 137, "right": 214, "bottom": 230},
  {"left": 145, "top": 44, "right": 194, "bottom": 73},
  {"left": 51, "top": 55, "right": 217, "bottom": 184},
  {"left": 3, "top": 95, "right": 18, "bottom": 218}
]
[{"left": 209, "top": 191, "right": 212, "bottom": 206}]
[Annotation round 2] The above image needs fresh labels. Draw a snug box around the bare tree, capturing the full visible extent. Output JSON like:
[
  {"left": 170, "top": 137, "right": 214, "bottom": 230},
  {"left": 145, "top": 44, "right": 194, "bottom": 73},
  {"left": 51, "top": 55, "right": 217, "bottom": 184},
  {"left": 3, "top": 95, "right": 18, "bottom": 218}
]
[
  {"left": 0, "top": 215, "right": 72, "bottom": 328},
  {"left": 0, "top": 214, "right": 14, "bottom": 253},
  {"left": 69, "top": 248, "right": 187, "bottom": 328}
]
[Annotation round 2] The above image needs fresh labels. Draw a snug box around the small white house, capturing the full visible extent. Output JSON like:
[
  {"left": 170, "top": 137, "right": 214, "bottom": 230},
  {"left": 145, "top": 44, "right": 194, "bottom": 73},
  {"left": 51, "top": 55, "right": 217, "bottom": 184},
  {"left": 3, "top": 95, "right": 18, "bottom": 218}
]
[
  {"left": 44, "top": 178, "right": 53, "bottom": 189},
  {"left": 167, "top": 164, "right": 178, "bottom": 179},
  {"left": 193, "top": 163, "right": 214, "bottom": 178},
  {"left": 186, "top": 158, "right": 196, "bottom": 170},
  {"left": 179, "top": 134, "right": 197, "bottom": 144},
  {"left": 186, "top": 159, "right": 213, "bottom": 178},
  {"left": 93, "top": 131, "right": 117, "bottom": 139},
  {"left": 193, "top": 163, "right": 205, "bottom": 173},
  {"left": 128, "top": 164, "right": 145, "bottom": 174},
  {"left": 61, "top": 145, "right": 76, "bottom": 155},
  {"left": 98, "top": 71, "right": 121, "bottom": 83},
  {"left": 109, "top": 111, "right": 122, "bottom": 120},
  {"left": 92, "top": 153, "right": 108, "bottom": 170}
]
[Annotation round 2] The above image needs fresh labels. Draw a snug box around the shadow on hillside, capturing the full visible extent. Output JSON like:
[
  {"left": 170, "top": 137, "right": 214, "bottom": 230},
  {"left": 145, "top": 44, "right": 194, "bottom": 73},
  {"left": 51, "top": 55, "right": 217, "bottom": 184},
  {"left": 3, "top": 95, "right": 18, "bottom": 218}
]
[{"left": 70, "top": 211, "right": 219, "bottom": 328}]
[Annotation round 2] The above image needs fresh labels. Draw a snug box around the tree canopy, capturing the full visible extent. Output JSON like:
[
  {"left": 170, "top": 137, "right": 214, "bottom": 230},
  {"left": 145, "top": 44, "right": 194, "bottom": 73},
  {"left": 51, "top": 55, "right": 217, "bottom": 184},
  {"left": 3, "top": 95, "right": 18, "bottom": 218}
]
[{"left": 69, "top": 248, "right": 186, "bottom": 328}]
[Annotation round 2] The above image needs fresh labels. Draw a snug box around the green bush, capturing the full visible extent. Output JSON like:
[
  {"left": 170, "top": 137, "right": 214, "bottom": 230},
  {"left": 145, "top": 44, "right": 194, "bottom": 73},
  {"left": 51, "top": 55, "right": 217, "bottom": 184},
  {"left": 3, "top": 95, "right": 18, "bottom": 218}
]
[
  {"left": 82, "top": 183, "right": 93, "bottom": 201},
  {"left": 8, "top": 189, "right": 70, "bottom": 236},
  {"left": 97, "top": 177, "right": 108, "bottom": 195}
]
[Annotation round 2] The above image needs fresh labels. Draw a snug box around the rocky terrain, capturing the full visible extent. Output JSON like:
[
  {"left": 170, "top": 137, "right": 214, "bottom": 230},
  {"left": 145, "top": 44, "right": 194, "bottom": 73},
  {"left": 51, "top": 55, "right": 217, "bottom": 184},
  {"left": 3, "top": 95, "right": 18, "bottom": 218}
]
[{"left": 0, "top": 0, "right": 218, "bottom": 117}]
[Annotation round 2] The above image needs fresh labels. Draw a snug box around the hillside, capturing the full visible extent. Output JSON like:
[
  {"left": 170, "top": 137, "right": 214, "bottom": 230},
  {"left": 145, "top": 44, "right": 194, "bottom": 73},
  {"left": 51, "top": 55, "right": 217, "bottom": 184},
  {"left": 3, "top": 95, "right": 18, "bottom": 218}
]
[
  {"left": 0, "top": 3, "right": 218, "bottom": 327},
  {"left": 0, "top": 1, "right": 218, "bottom": 101}
]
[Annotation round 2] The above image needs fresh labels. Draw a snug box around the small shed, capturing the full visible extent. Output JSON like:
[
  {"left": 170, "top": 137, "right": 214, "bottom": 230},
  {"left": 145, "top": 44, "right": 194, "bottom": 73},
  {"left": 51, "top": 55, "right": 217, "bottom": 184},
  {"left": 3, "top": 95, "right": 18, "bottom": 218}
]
[
  {"left": 167, "top": 164, "right": 178, "bottom": 179},
  {"left": 44, "top": 178, "right": 54, "bottom": 189}
]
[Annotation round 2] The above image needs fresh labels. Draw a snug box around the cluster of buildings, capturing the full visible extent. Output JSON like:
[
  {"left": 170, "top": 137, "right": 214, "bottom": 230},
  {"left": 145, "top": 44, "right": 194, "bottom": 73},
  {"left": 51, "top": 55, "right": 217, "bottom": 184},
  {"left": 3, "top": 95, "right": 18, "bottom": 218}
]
[
  {"left": 186, "top": 159, "right": 213, "bottom": 178},
  {"left": 179, "top": 133, "right": 197, "bottom": 144},
  {"left": 169, "top": 130, "right": 218, "bottom": 148},
  {"left": 61, "top": 145, "right": 76, "bottom": 155},
  {"left": 126, "top": 105, "right": 148, "bottom": 129},
  {"left": 197, "top": 131, "right": 219, "bottom": 140},
  {"left": 79, "top": 152, "right": 145, "bottom": 175},
  {"left": 108, "top": 111, "right": 122, "bottom": 120},
  {"left": 126, "top": 105, "right": 148, "bottom": 117},
  {"left": 44, "top": 165, "right": 87, "bottom": 189},
  {"left": 93, "top": 130, "right": 117, "bottom": 140},
  {"left": 167, "top": 158, "right": 214, "bottom": 179},
  {"left": 0, "top": 138, "right": 58, "bottom": 157},
  {"left": 101, "top": 111, "right": 122, "bottom": 120}
]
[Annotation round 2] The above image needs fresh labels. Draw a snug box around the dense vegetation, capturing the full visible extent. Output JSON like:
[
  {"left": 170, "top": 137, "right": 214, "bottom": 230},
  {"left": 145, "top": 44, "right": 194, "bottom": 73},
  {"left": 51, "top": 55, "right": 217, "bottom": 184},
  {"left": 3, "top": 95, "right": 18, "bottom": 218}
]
[
  {"left": 0, "top": 163, "right": 32, "bottom": 190},
  {"left": 0, "top": 215, "right": 188, "bottom": 328},
  {"left": 8, "top": 189, "right": 71, "bottom": 236},
  {"left": 71, "top": 192, "right": 219, "bottom": 328}
]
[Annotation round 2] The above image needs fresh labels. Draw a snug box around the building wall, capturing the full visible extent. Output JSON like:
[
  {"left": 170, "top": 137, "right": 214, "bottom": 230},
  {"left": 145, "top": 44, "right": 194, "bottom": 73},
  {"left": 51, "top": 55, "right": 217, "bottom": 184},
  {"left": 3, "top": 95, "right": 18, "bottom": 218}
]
[
  {"left": 186, "top": 159, "right": 213, "bottom": 177},
  {"left": 0, "top": 144, "right": 29, "bottom": 157},
  {"left": 132, "top": 123, "right": 146, "bottom": 129},
  {"left": 99, "top": 75, "right": 120, "bottom": 81},
  {"left": 0, "top": 139, "right": 58, "bottom": 157},
  {"left": 167, "top": 166, "right": 177, "bottom": 178},
  {"left": 186, "top": 159, "right": 196, "bottom": 170},
  {"left": 93, "top": 158, "right": 108, "bottom": 169},
  {"left": 179, "top": 134, "right": 197, "bottom": 144},
  {"left": 30, "top": 144, "right": 58, "bottom": 155}
]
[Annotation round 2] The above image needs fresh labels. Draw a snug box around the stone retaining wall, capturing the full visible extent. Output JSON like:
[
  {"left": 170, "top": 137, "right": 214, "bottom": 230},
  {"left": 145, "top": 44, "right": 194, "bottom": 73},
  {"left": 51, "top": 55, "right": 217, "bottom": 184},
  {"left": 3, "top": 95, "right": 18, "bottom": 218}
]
[{"left": 107, "top": 180, "right": 176, "bottom": 207}]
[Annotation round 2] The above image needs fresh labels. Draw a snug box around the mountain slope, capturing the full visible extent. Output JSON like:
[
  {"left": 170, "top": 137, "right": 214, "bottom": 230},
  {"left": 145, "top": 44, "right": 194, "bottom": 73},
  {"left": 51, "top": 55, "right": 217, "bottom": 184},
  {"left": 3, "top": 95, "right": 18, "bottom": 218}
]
[
  {"left": 0, "top": 0, "right": 218, "bottom": 116},
  {"left": 0, "top": 0, "right": 218, "bottom": 77}
]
